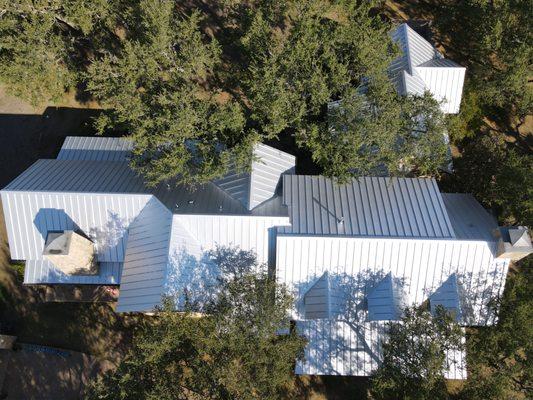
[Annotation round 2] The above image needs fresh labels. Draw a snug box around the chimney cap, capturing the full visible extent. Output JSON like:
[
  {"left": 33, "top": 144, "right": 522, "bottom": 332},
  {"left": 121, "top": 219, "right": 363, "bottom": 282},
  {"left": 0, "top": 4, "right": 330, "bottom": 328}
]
[{"left": 509, "top": 227, "right": 531, "bottom": 247}]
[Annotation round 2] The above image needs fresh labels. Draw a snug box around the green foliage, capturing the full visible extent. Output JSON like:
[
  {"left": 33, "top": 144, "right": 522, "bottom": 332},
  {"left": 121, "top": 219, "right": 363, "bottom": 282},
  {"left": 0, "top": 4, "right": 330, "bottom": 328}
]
[
  {"left": 432, "top": 0, "right": 532, "bottom": 125},
  {"left": 86, "top": 247, "right": 306, "bottom": 400},
  {"left": 86, "top": 2, "right": 250, "bottom": 186},
  {"left": 308, "top": 90, "right": 448, "bottom": 180},
  {"left": 240, "top": 0, "right": 448, "bottom": 180},
  {"left": 0, "top": 0, "right": 114, "bottom": 105},
  {"left": 461, "top": 261, "right": 532, "bottom": 399},
  {"left": 370, "top": 307, "right": 464, "bottom": 400},
  {"left": 451, "top": 135, "right": 533, "bottom": 226},
  {"left": 9, "top": 262, "right": 25, "bottom": 282}
]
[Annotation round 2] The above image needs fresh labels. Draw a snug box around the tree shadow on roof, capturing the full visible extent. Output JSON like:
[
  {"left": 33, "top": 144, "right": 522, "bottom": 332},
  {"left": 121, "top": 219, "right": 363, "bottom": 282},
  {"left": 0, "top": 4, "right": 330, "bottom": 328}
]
[
  {"left": 164, "top": 245, "right": 263, "bottom": 312},
  {"left": 294, "top": 268, "right": 398, "bottom": 376}
]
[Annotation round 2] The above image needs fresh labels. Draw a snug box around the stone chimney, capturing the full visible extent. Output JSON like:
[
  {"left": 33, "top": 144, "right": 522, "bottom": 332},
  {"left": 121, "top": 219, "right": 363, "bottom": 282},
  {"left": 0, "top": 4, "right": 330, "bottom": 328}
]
[
  {"left": 493, "top": 226, "right": 533, "bottom": 262},
  {"left": 43, "top": 230, "right": 98, "bottom": 275}
]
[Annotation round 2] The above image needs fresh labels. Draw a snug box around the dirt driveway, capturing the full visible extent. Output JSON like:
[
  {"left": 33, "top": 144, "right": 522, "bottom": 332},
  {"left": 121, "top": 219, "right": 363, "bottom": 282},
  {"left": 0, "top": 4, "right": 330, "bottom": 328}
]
[{"left": 1, "top": 344, "right": 105, "bottom": 400}]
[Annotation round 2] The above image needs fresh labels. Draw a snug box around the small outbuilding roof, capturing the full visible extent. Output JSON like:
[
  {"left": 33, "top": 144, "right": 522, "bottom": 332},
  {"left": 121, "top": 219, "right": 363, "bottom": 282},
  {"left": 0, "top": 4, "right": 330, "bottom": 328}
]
[{"left": 389, "top": 23, "right": 466, "bottom": 114}]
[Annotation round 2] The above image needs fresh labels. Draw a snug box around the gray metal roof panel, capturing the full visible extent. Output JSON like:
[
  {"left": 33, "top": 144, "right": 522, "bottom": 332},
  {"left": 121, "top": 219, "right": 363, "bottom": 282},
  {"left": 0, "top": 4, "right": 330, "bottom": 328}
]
[
  {"left": 57, "top": 136, "right": 133, "bottom": 162},
  {"left": 441, "top": 193, "right": 498, "bottom": 242},
  {"left": 116, "top": 197, "right": 173, "bottom": 312},
  {"left": 281, "top": 175, "right": 455, "bottom": 238}
]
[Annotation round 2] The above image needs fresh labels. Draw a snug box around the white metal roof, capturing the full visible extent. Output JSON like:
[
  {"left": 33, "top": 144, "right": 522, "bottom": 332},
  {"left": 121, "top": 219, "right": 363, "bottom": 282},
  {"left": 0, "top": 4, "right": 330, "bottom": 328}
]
[
  {"left": 296, "top": 319, "right": 466, "bottom": 379},
  {"left": 280, "top": 175, "right": 455, "bottom": 238},
  {"left": 116, "top": 197, "right": 173, "bottom": 312},
  {"left": 303, "top": 272, "right": 331, "bottom": 319},
  {"left": 442, "top": 193, "right": 498, "bottom": 242},
  {"left": 0, "top": 135, "right": 512, "bottom": 379},
  {"left": 276, "top": 234, "right": 509, "bottom": 376},
  {"left": 390, "top": 23, "right": 466, "bottom": 114},
  {"left": 0, "top": 191, "right": 151, "bottom": 262}
]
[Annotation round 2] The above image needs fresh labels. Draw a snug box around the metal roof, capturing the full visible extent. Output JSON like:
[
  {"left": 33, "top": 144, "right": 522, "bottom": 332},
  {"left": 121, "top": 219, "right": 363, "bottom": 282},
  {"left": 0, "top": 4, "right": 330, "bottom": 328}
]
[
  {"left": 429, "top": 273, "right": 462, "bottom": 322},
  {"left": 367, "top": 273, "right": 405, "bottom": 321},
  {"left": 24, "top": 260, "right": 122, "bottom": 285},
  {"left": 441, "top": 193, "right": 498, "bottom": 242},
  {"left": 116, "top": 197, "right": 173, "bottom": 312},
  {"left": 57, "top": 136, "right": 133, "bottom": 161},
  {"left": 2, "top": 158, "right": 287, "bottom": 217},
  {"left": 250, "top": 144, "right": 296, "bottom": 209},
  {"left": 3, "top": 159, "right": 146, "bottom": 193},
  {"left": 295, "top": 319, "right": 466, "bottom": 379},
  {"left": 281, "top": 175, "right": 455, "bottom": 238},
  {"left": 390, "top": 23, "right": 466, "bottom": 114},
  {"left": 214, "top": 143, "right": 296, "bottom": 210},
  {"left": 277, "top": 234, "right": 508, "bottom": 376},
  {"left": 276, "top": 235, "right": 508, "bottom": 326},
  {"left": 303, "top": 272, "right": 331, "bottom": 319},
  {"left": 0, "top": 191, "right": 151, "bottom": 262}
]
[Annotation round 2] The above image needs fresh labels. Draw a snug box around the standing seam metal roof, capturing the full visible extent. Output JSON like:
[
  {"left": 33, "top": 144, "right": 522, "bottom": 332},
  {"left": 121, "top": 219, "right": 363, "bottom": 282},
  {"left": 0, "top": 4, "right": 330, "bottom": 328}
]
[
  {"left": 389, "top": 23, "right": 466, "bottom": 114},
  {"left": 280, "top": 175, "right": 455, "bottom": 238},
  {"left": 57, "top": 136, "right": 134, "bottom": 161}
]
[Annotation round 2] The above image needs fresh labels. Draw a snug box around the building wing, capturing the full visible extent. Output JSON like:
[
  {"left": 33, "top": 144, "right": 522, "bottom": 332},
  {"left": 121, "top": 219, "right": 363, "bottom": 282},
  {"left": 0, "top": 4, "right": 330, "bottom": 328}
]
[{"left": 390, "top": 23, "right": 466, "bottom": 114}]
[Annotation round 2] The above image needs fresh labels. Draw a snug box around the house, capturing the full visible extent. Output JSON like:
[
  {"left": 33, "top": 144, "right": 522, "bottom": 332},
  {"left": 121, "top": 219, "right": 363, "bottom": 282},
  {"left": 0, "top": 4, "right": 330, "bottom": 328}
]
[
  {"left": 2, "top": 136, "right": 531, "bottom": 378},
  {"left": 390, "top": 23, "right": 466, "bottom": 114}
]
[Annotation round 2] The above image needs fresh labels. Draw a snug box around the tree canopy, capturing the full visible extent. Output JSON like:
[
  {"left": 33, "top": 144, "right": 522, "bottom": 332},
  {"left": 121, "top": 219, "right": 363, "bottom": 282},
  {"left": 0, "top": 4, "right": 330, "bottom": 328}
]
[
  {"left": 370, "top": 307, "right": 464, "bottom": 400},
  {"left": 461, "top": 260, "right": 533, "bottom": 399},
  {"left": 1, "top": 0, "right": 450, "bottom": 185},
  {"left": 86, "top": 246, "right": 306, "bottom": 400},
  {"left": 434, "top": 0, "right": 533, "bottom": 124}
]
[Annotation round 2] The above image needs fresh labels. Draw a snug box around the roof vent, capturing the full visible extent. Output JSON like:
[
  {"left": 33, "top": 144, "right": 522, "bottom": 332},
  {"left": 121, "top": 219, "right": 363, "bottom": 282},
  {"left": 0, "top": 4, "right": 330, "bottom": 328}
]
[
  {"left": 43, "top": 230, "right": 98, "bottom": 276},
  {"left": 494, "top": 226, "right": 533, "bottom": 262}
]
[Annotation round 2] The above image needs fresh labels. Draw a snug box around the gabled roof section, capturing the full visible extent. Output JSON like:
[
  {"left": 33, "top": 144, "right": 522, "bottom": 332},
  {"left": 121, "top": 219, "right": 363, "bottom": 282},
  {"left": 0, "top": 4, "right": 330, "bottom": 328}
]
[
  {"left": 116, "top": 197, "right": 173, "bottom": 312},
  {"left": 367, "top": 273, "right": 405, "bottom": 321},
  {"left": 214, "top": 143, "right": 296, "bottom": 211},
  {"left": 390, "top": 23, "right": 466, "bottom": 114},
  {"left": 429, "top": 273, "right": 462, "bottom": 322},
  {"left": 281, "top": 175, "right": 455, "bottom": 238},
  {"left": 441, "top": 193, "right": 498, "bottom": 242},
  {"left": 57, "top": 136, "right": 133, "bottom": 161}
]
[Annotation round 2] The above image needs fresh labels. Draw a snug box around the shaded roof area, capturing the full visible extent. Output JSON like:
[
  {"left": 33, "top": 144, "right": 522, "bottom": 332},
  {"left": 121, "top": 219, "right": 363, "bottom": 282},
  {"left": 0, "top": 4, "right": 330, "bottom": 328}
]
[
  {"left": 213, "top": 143, "right": 296, "bottom": 210},
  {"left": 280, "top": 175, "right": 455, "bottom": 238},
  {"left": 441, "top": 193, "right": 498, "bottom": 242},
  {"left": 367, "top": 273, "right": 406, "bottom": 321},
  {"left": 4, "top": 136, "right": 291, "bottom": 217},
  {"left": 276, "top": 234, "right": 509, "bottom": 327},
  {"left": 277, "top": 234, "right": 509, "bottom": 377},
  {"left": 429, "top": 273, "right": 463, "bottom": 322}
]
